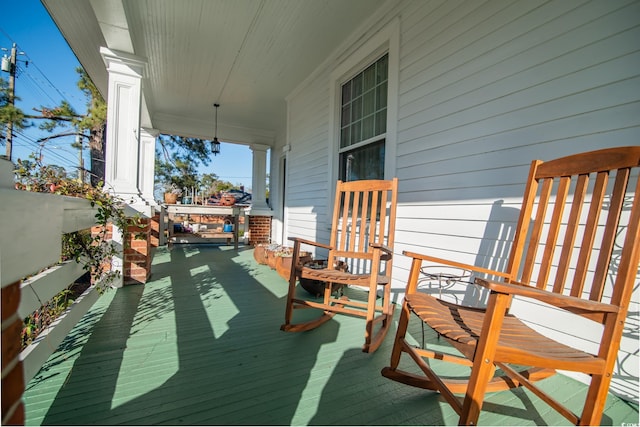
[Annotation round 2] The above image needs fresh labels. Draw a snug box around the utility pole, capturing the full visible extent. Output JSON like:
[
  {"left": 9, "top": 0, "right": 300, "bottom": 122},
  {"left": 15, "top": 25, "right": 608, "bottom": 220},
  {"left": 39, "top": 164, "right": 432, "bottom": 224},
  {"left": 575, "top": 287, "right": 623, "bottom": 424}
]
[
  {"left": 1, "top": 43, "right": 17, "bottom": 161},
  {"left": 76, "top": 134, "right": 85, "bottom": 183}
]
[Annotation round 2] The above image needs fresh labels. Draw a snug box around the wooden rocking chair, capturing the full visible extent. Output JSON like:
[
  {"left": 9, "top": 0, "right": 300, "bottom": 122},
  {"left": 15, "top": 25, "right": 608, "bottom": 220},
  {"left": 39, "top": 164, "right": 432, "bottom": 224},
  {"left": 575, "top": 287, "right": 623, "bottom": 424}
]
[
  {"left": 281, "top": 178, "right": 398, "bottom": 353},
  {"left": 382, "top": 147, "right": 640, "bottom": 425}
]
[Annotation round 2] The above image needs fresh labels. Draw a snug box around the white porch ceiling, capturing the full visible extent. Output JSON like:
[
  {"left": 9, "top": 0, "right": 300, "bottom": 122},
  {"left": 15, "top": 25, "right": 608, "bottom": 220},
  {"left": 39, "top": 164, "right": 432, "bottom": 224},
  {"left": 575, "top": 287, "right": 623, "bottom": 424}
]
[{"left": 41, "top": 0, "right": 386, "bottom": 145}]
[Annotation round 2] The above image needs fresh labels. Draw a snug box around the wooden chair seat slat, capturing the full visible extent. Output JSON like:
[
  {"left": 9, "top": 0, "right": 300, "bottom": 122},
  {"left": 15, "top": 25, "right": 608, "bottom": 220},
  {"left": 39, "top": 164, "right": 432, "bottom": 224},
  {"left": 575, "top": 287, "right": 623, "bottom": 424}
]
[
  {"left": 408, "top": 293, "right": 597, "bottom": 362},
  {"left": 300, "top": 267, "right": 390, "bottom": 286}
]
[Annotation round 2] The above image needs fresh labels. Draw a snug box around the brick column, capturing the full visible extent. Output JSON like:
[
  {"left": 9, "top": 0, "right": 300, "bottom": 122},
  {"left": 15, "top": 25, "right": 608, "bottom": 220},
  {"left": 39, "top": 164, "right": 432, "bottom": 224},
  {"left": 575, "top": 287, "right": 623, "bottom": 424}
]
[
  {"left": 91, "top": 223, "right": 114, "bottom": 284},
  {"left": 92, "top": 218, "right": 152, "bottom": 285},
  {"left": 124, "top": 217, "right": 152, "bottom": 284},
  {"left": 249, "top": 215, "right": 272, "bottom": 245},
  {"left": 150, "top": 213, "right": 160, "bottom": 247},
  {"left": 2, "top": 281, "right": 25, "bottom": 425}
]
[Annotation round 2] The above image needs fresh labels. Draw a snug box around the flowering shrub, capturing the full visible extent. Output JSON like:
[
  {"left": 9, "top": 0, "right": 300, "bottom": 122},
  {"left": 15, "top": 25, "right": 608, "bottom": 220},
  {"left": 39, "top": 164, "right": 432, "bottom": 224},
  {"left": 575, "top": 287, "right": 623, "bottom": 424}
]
[{"left": 14, "top": 158, "right": 144, "bottom": 349}]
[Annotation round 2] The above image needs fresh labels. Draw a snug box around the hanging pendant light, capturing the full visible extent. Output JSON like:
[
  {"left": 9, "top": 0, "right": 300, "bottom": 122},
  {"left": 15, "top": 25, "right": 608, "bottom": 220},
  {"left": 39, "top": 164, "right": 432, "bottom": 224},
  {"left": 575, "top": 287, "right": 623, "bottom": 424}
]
[{"left": 211, "top": 103, "right": 221, "bottom": 156}]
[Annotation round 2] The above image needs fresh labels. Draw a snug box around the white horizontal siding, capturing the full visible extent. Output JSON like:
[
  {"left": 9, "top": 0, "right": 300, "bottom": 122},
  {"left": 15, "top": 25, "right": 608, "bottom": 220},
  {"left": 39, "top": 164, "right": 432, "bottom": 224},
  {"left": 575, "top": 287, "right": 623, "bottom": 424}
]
[
  {"left": 286, "top": 62, "right": 333, "bottom": 244},
  {"left": 394, "top": 0, "right": 639, "bottom": 401},
  {"left": 285, "top": 0, "right": 639, "bottom": 401},
  {"left": 393, "top": 0, "right": 640, "bottom": 260}
]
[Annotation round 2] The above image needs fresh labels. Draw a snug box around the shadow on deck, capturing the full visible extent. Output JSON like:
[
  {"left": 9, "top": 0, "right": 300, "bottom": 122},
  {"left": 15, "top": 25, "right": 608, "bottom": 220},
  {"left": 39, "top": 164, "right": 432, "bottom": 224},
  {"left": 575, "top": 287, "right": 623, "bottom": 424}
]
[{"left": 23, "top": 245, "right": 639, "bottom": 425}]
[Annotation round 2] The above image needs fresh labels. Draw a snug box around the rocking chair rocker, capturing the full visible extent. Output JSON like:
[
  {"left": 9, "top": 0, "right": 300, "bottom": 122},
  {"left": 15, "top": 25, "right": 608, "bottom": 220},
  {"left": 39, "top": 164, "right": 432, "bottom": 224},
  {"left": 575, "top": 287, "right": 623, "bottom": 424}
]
[
  {"left": 382, "top": 147, "right": 640, "bottom": 425},
  {"left": 281, "top": 178, "right": 398, "bottom": 353}
]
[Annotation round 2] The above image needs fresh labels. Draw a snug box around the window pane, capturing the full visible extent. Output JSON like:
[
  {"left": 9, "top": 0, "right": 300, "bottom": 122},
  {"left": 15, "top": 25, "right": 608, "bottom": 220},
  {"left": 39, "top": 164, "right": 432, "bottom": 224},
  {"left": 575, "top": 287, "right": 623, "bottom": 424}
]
[
  {"left": 352, "top": 74, "right": 363, "bottom": 97},
  {"left": 341, "top": 127, "right": 350, "bottom": 149},
  {"left": 351, "top": 96, "right": 362, "bottom": 122},
  {"left": 375, "top": 109, "right": 387, "bottom": 135},
  {"left": 362, "top": 114, "right": 374, "bottom": 141},
  {"left": 376, "top": 55, "right": 388, "bottom": 83},
  {"left": 376, "top": 84, "right": 387, "bottom": 111},
  {"left": 341, "top": 104, "right": 351, "bottom": 126},
  {"left": 351, "top": 121, "right": 361, "bottom": 145},
  {"left": 342, "top": 81, "right": 352, "bottom": 104},
  {"left": 363, "top": 89, "right": 375, "bottom": 116},
  {"left": 363, "top": 63, "right": 376, "bottom": 90},
  {"left": 339, "top": 139, "right": 385, "bottom": 181}
]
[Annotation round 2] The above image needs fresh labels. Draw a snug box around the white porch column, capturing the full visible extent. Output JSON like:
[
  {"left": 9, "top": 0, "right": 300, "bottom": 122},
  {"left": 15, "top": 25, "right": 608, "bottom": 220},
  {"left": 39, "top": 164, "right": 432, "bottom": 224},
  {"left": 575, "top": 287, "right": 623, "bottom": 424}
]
[
  {"left": 139, "top": 127, "right": 158, "bottom": 206},
  {"left": 100, "top": 47, "right": 148, "bottom": 212},
  {"left": 100, "top": 48, "right": 149, "bottom": 287},
  {"left": 249, "top": 144, "right": 271, "bottom": 212}
]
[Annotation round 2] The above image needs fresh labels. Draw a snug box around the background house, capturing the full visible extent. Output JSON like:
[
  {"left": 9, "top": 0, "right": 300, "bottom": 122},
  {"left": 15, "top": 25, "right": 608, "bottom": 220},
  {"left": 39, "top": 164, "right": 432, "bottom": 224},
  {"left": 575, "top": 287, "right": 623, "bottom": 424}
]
[{"left": 42, "top": 0, "right": 639, "bottom": 402}]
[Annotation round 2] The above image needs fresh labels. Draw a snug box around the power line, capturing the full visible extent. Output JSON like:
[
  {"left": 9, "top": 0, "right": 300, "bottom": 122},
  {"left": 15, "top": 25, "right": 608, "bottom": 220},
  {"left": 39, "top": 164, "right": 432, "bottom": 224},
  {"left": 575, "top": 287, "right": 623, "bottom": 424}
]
[
  {"left": 25, "top": 59, "right": 71, "bottom": 104},
  {"left": 18, "top": 66, "right": 59, "bottom": 106},
  {"left": 0, "top": 28, "right": 74, "bottom": 106},
  {"left": 13, "top": 128, "right": 79, "bottom": 168},
  {"left": 0, "top": 29, "right": 87, "bottom": 174}
]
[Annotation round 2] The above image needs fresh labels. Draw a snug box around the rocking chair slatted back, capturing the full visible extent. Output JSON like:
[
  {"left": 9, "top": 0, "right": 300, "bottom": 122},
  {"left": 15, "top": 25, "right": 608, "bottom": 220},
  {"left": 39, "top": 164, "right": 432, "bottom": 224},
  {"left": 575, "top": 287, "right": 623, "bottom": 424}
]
[
  {"left": 507, "top": 147, "right": 640, "bottom": 321},
  {"left": 382, "top": 146, "right": 640, "bottom": 425},
  {"left": 331, "top": 179, "right": 396, "bottom": 261},
  {"left": 282, "top": 177, "right": 399, "bottom": 353}
]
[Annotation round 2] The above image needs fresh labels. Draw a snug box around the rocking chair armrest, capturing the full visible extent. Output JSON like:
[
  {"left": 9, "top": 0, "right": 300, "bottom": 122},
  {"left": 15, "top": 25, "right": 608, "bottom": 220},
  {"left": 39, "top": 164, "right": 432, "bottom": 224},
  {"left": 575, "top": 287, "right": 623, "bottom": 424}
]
[
  {"left": 333, "top": 245, "right": 392, "bottom": 260},
  {"left": 333, "top": 251, "right": 374, "bottom": 260},
  {"left": 402, "top": 250, "right": 512, "bottom": 280},
  {"left": 288, "top": 236, "right": 333, "bottom": 251},
  {"left": 475, "top": 278, "right": 620, "bottom": 315},
  {"left": 370, "top": 243, "right": 393, "bottom": 261}
]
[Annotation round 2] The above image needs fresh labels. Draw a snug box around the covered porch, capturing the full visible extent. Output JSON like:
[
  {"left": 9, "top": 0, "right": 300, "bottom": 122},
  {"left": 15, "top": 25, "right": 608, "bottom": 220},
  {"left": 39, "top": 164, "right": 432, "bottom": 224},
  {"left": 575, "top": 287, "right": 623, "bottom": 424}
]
[{"left": 23, "top": 245, "right": 638, "bottom": 425}]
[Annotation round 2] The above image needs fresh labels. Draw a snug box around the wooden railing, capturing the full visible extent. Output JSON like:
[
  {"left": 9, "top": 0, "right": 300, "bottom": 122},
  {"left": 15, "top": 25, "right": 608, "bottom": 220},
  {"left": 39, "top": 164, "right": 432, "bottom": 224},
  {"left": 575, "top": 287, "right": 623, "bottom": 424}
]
[{"left": 0, "top": 159, "right": 102, "bottom": 383}]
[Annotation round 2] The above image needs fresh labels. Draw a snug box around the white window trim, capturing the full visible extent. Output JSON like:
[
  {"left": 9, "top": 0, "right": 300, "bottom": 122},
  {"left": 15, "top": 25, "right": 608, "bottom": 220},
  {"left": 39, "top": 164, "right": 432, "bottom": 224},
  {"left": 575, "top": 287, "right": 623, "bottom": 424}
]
[{"left": 327, "top": 17, "right": 400, "bottom": 216}]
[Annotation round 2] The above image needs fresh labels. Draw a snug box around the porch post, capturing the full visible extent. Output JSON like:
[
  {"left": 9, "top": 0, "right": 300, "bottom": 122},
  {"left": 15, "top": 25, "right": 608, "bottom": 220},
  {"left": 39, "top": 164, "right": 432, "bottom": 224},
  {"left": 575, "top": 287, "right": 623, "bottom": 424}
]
[
  {"left": 250, "top": 143, "right": 270, "bottom": 210},
  {"left": 100, "top": 47, "right": 148, "bottom": 211},
  {"left": 139, "top": 127, "right": 158, "bottom": 205},
  {"left": 247, "top": 144, "right": 273, "bottom": 245},
  {"left": 100, "top": 48, "right": 152, "bottom": 286}
]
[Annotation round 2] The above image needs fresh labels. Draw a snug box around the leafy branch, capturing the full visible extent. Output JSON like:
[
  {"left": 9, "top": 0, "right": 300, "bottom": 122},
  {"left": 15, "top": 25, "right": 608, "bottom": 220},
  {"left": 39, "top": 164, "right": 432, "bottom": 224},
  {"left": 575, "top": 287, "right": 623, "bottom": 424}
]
[{"left": 14, "top": 157, "right": 143, "bottom": 290}]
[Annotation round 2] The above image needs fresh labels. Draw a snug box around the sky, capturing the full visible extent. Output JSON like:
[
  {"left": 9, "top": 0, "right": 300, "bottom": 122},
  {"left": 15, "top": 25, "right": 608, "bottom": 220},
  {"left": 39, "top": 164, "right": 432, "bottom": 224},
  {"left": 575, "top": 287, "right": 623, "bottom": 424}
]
[{"left": 1, "top": 0, "right": 254, "bottom": 191}]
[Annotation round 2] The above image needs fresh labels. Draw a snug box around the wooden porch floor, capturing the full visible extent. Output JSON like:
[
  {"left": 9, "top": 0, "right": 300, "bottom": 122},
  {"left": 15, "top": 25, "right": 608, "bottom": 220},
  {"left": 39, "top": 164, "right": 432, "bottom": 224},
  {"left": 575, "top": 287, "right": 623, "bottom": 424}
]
[{"left": 23, "top": 245, "right": 638, "bottom": 425}]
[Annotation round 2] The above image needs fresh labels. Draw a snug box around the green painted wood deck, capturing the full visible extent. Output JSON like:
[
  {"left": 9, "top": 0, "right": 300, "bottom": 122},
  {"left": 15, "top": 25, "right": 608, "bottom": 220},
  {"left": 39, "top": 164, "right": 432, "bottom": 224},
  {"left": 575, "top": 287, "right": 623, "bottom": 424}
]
[{"left": 24, "top": 245, "right": 638, "bottom": 425}]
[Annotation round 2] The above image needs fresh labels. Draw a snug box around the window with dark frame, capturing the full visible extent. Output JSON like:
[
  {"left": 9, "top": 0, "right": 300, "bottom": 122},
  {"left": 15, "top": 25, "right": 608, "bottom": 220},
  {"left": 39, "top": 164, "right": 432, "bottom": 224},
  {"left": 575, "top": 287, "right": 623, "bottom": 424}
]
[{"left": 339, "top": 53, "right": 388, "bottom": 182}]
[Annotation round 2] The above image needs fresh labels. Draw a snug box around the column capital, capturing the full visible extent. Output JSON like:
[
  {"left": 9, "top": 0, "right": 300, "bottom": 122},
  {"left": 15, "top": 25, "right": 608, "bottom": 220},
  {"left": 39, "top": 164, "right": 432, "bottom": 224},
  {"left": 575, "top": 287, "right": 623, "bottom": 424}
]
[
  {"left": 250, "top": 143, "right": 271, "bottom": 152},
  {"left": 140, "top": 127, "right": 159, "bottom": 138},
  {"left": 100, "top": 47, "right": 147, "bottom": 78}
]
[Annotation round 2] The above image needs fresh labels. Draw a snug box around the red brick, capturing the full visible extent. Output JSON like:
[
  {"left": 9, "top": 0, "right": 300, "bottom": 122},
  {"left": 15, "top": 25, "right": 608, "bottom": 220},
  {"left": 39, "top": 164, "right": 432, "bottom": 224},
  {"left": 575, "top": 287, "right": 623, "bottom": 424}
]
[
  {"left": 5, "top": 402, "right": 25, "bottom": 426},
  {"left": 248, "top": 215, "right": 272, "bottom": 245},
  {"left": 4, "top": 400, "right": 24, "bottom": 425},
  {"left": 1, "top": 282, "right": 20, "bottom": 322},
  {"left": 1, "top": 319, "right": 22, "bottom": 372},
  {"left": 1, "top": 360, "right": 24, "bottom": 423},
  {"left": 123, "top": 220, "right": 151, "bottom": 285}
]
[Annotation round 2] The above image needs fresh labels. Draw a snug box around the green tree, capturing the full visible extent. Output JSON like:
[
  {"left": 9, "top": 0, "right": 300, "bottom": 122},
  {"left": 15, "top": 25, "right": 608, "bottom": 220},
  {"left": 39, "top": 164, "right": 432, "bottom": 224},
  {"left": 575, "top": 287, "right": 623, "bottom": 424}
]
[
  {"left": 1, "top": 68, "right": 106, "bottom": 186},
  {"left": 33, "top": 68, "right": 106, "bottom": 186},
  {"left": 201, "top": 174, "right": 234, "bottom": 196},
  {"left": 0, "top": 77, "right": 28, "bottom": 150},
  {"left": 155, "top": 134, "right": 218, "bottom": 199},
  {"left": 75, "top": 68, "right": 107, "bottom": 186}
]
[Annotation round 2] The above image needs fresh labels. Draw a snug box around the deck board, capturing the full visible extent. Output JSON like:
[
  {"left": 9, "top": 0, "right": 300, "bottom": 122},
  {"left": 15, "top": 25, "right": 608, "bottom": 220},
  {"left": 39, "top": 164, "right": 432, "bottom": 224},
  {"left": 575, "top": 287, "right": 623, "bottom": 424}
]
[{"left": 24, "top": 245, "right": 638, "bottom": 425}]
